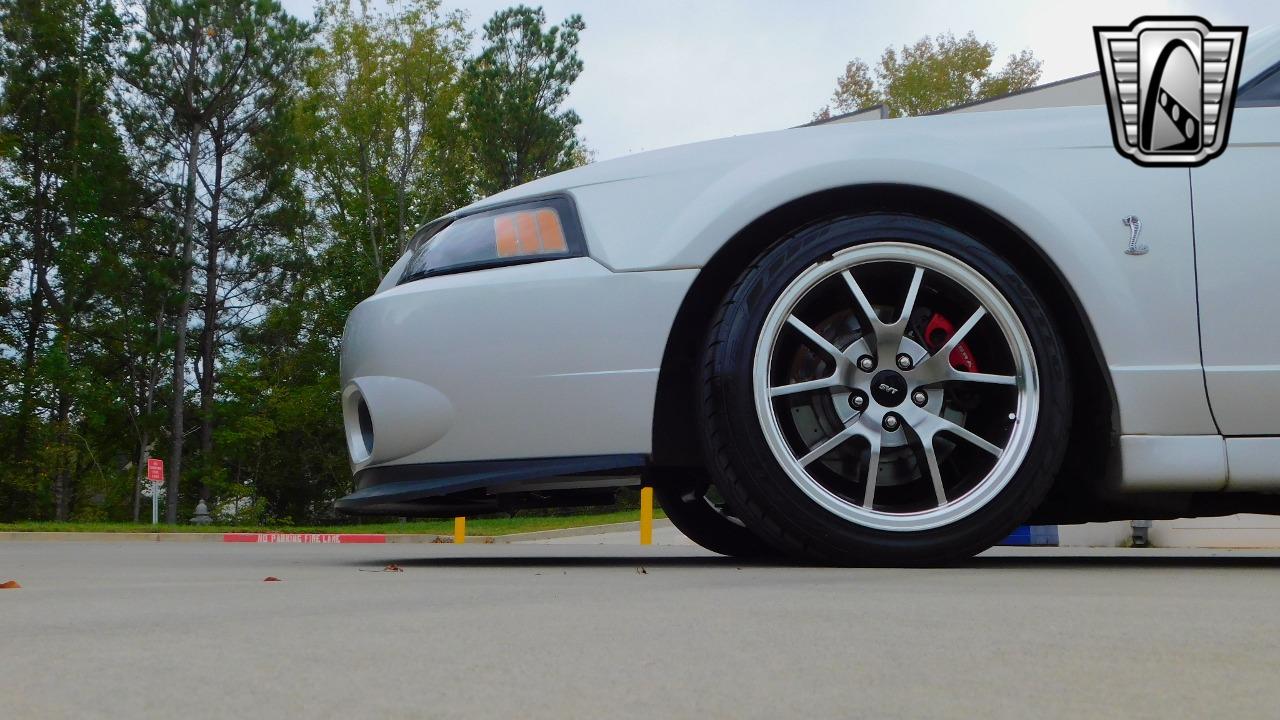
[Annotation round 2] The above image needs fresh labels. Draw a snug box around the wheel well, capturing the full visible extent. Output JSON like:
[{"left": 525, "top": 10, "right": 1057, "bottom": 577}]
[{"left": 651, "top": 184, "right": 1115, "bottom": 519}]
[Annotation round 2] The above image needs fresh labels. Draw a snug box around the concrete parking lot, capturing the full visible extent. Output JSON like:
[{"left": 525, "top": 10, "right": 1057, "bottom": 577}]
[{"left": 4, "top": 536, "right": 1280, "bottom": 720}]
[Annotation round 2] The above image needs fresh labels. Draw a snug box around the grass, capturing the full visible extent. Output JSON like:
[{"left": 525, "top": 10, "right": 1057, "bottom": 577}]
[{"left": 0, "top": 508, "right": 666, "bottom": 536}]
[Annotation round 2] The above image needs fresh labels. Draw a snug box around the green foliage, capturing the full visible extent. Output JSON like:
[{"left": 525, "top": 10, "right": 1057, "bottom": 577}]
[
  {"left": 118, "top": 0, "right": 318, "bottom": 522},
  {"left": 0, "top": 0, "right": 153, "bottom": 521},
  {"left": 818, "top": 31, "right": 1042, "bottom": 119},
  {"left": 301, "top": 0, "right": 471, "bottom": 284},
  {"left": 0, "top": 1, "right": 591, "bottom": 523},
  {"left": 463, "top": 5, "right": 586, "bottom": 195}
]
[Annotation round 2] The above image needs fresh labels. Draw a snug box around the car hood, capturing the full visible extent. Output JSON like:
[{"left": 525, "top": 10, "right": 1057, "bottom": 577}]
[{"left": 457, "top": 104, "right": 1111, "bottom": 216}]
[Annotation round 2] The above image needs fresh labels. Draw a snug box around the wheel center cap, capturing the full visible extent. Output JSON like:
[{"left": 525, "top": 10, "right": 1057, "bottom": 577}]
[{"left": 870, "top": 370, "right": 908, "bottom": 407}]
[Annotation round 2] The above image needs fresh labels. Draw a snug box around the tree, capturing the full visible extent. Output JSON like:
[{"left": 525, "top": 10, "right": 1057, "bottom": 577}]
[
  {"left": 121, "top": 0, "right": 311, "bottom": 520},
  {"left": 187, "top": 3, "right": 311, "bottom": 506},
  {"left": 463, "top": 5, "right": 586, "bottom": 195},
  {"left": 0, "top": 1, "right": 597, "bottom": 525},
  {"left": 121, "top": 0, "right": 206, "bottom": 522},
  {"left": 301, "top": 0, "right": 470, "bottom": 284},
  {"left": 816, "top": 31, "right": 1042, "bottom": 119},
  {"left": 0, "top": 0, "right": 143, "bottom": 519}
]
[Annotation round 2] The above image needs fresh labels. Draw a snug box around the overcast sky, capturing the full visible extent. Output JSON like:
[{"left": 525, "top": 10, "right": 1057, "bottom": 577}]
[{"left": 279, "top": 0, "right": 1280, "bottom": 160}]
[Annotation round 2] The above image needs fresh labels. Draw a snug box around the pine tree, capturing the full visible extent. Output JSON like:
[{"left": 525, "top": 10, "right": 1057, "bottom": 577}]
[
  {"left": 0, "top": 0, "right": 141, "bottom": 519},
  {"left": 463, "top": 5, "right": 587, "bottom": 195},
  {"left": 121, "top": 0, "right": 310, "bottom": 520}
]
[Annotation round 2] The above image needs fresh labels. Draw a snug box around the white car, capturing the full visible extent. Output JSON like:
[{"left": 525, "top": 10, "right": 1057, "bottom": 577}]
[{"left": 338, "top": 33, "right": 1280, "bottom": 564}]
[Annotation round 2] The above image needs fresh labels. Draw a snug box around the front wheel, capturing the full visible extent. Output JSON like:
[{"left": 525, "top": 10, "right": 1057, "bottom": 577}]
[{"left": 700, "top": 214, "right": 1070, "bottom": 566}]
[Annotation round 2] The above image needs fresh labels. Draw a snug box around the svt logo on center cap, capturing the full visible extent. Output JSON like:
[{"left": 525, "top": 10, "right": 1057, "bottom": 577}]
[{"left": 870, "top": 370, "right": 908, "bottom": 407}]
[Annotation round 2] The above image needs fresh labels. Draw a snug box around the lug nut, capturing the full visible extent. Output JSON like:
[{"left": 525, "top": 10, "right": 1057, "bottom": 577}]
[
  {"left": 849, "top": 392, "right": 867, "bottom": 411},
  {"left": 857, "top": 355, "right": 875, "bottom": 372},
  {"left": 912, "top": 390, "right": 928, "bottom": 407},
  {"left": 896, "top": 353, "right": 914, "bottom": 370},
  {"left": 882, "top": 414, "right": 900, "bottom": 431}
]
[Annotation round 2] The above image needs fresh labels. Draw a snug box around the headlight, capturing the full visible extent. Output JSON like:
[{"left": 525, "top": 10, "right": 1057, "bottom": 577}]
[{"left": 399, "top": 196, "right": 585, "bottom": 283}]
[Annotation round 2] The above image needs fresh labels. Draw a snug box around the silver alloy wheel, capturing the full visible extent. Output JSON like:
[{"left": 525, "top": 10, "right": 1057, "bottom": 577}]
[{"left": 752, "top": 242, "right": 1039, "bottom": 532}]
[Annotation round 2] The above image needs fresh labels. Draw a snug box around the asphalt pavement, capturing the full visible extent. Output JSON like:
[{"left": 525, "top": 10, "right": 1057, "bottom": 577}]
[{"left": 4, "top": 535, "right": 1280, "bottom": 719}]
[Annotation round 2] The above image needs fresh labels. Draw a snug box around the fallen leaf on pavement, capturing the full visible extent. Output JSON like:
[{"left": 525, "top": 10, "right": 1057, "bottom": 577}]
[
  {"left": 358, "top": 564, "right": 406, "bottom": 573},
  {"left": 263, "top": 576, "right": 281, "bottom": 582},
  {"left": 636, "top": 567, "right": 647, "bottom": 575},
  {"left": 0, "top": 580, "right": 20, "bottom": 589}
]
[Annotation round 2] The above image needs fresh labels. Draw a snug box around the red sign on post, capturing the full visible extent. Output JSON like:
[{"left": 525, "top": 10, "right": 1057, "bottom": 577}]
[{"left": 146, "top": 458, "right": 164, "bottom": 484}]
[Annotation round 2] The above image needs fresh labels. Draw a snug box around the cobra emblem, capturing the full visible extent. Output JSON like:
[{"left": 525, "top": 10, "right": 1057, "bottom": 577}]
[{"left": 1122, "top": 215, "right": 1148, "bottom": 256}]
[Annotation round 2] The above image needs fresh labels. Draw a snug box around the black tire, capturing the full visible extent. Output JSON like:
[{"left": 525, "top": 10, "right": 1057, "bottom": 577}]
[
  {"left": 700, "top": 213, "right": 1070, "bottom": 566},
  {"left": 651, "top": 468, "right": 773, "bottom": 558}
]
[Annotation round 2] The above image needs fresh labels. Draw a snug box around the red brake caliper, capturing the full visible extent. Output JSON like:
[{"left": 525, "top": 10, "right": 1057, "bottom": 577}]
[{"left": 923, "top": 313, "right": 979, "bottom": 372}]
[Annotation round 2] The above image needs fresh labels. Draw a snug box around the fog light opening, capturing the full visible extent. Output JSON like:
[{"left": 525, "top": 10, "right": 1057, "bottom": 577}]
[
  {"left": 345, "top": 387, "right": 375, "bottom": 464},
  {"left": 357, "top": 396, "right": 374, "bottom": 457}
]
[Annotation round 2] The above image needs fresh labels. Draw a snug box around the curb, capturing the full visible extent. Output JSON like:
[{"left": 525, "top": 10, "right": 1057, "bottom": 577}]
[
  {"left": 0, "top": 520, "right": 670, "bottom": 544},
  {"left": 224, "top": 533, "right": 391, "bottom": 544}
]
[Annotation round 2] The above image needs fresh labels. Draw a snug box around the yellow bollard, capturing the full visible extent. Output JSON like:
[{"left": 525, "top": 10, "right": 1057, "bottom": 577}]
[
  {"left": 454, "top": 516, "right": 466, "bottom": 544},
  {"left": 639, "top": 487, "right": 653, "bottom": 545}
]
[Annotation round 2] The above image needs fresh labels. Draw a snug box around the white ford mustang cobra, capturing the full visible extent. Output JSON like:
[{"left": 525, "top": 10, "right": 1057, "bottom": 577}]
[{"left": 338, "top": 33, "right": 1280, "bottom": 564}]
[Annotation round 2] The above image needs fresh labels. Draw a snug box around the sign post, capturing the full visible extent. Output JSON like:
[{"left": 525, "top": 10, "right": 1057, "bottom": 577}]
[{"left": 146, "top": 458, "right": 164, "bottom": 525}]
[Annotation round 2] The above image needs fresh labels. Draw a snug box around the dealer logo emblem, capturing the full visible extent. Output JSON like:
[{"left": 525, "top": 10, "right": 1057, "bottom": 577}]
[{"left": 1094, "top": 16, "right": 1246, "bottom": 167}]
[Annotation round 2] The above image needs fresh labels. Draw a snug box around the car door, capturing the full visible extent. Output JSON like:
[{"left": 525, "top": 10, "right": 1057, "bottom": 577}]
[{"left": 1192, "top": 64, "right": 1280, "bottom": 442}]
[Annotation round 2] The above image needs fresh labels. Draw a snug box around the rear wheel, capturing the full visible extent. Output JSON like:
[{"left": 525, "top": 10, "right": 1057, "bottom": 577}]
[
  {"left": 700, "top": 214, "right": 1069, "bottom": 566},
  {"left": 652, "top": 469, "right": 772, "bottom": 558}
]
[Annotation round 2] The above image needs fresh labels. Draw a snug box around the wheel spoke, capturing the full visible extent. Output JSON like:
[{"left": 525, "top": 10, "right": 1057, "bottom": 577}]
[
  {"left": 769, "top": 375, "right": 842, "bottom": 397},
  {"left": 841, "top": 270, "right": 897, "bottom": 356},
  {"left": 912, "top": 307, "right": 988, "bottom": 383},
  {"left": 862, "top": 434, "right": 882, "bottom": 508},
  {"left": 939, "top": 307, "right": 985, "bottom": 356},
  {"left": 947, "top": 370, "right": 1017, "bottom": 386},
  {"left": 925, "top": 414, "right": 1004, "bottom": 457},
  {"left": 786, "top": 315, "right": 844, "bottom": 362},
  {"left": 798, "top": 423, "right": 862, "bottom": 466},
  {"left": 918, "top": 434, "right": 947, "bottom": 506},
  {"left": 896, "top": 266, "right": 924, "bottom": 327},
  {"left": 843, "top": 265, "right": 926, "bottom": 364},
  {"left": 841, "top": 270, "right": 882, "bottom": 333}
]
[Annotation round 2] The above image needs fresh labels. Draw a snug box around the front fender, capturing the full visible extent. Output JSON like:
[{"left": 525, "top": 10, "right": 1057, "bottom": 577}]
[{"left": 568, "top": 129, "right": 1210, "bottom": 435}]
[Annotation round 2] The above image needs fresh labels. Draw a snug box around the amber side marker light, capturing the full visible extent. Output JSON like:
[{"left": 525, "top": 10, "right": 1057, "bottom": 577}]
[{"left": 494, "top": 208, "right": 568, "bottom": 258}]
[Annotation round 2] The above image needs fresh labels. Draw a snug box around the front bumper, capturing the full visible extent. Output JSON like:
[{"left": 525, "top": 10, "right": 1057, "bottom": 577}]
[{"left": 338, "top": 256, "right": 696, "bottom": 509}]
